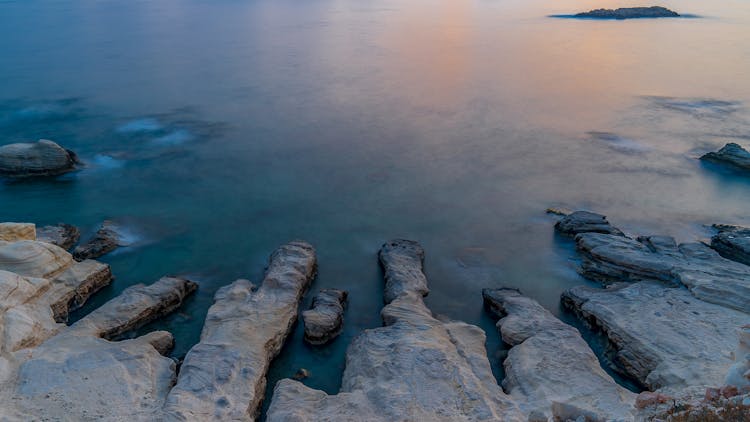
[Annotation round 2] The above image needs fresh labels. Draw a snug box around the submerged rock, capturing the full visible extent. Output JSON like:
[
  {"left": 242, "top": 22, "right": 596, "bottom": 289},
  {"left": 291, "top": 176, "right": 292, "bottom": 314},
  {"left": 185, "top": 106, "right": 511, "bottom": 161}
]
[
  {"left": 701, "top": 143, "right": 750, "bottom": 171},
  {"left": 0, "top": 223, "right": 35, "bottom": 242},
  {"left": 164, "top": 241, "right": 317, "bottom": 421},
  {"left": 562, "top": 282, "right": 749, "bottom": 392},
  {"left": 483, "top": 288, "right": 635, "bottom": 421},
  {"left": 266, "top": 240, "right": 523, "bottom": 422},
  {"left": 574, "top": 7, "right": 680, "bottom": 20},
  {"left": 36, "top": 223, "right": 80, "bottom": 250},
  {"left": 73, "top": 221, "right": 123, "bottom": 261},
  {"left": 711, "top": 224, "right": 750, "bottom": 266},
  {"left": 303, "top": 288, "right": 347, "bottom": 345},
  {"left": 554, "top": 210, "right": 624, "bottom": 237},
  {"left": 0, "top": 139, "right": 78, "bottom": 177}
]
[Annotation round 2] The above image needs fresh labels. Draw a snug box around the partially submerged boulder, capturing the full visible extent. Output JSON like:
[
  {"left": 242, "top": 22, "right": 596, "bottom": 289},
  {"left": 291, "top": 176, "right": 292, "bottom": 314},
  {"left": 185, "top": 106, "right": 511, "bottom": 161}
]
[
  {"left": 73, "top": 221, "right": 123, "bottom": 261},
  {"left": 0, "top": 139, "right": 78, "bottom": 177},
  {"left": 267, "top": 240, "right": 523, "bottom": 422},
  {"left": 711, "top": 224, "right": 750, "bottom": 267},
  {"left": 554, "top": 211, "right": 624, "bottom": 237},
  {"left": 0, "top": 223, "right": 35, "bottom": 242},
  {"left": 483, "top": 288, "right": 635, "bottom": 421},
  {"left": 574, "top": 7, "right": 680, "bottom": 19},
  {"left": 36, "top": 223, "right": 80, "bottom": 251},
  {"left": 303, "top": 288, "right": 347, "bottom": 345},
  {"left": 701, "top": 143, "right": 750, "bottom": 171}
]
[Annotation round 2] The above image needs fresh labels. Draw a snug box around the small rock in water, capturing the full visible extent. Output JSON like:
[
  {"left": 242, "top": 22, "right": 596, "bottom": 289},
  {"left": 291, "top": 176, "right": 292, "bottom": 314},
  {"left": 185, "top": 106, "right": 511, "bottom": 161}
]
[
  {"left": 37, "top": 223, "right": 80, "bottom": 251},
  {"left": 545, "top": 207, "right": 571, "bottom": 216},
  {"left": 701, "top": 143, "right": 750, "bottom": 171},
  {"left": 574, "top": 6, "right": 680, "bottom": 19},
  {"left": 0, "top": 140, "right": 79, "bottom": 178},
  {"left": 554, "top": 210, "right": 624, "bottom": 237},
  {"left": 303, "top": 289, "right": 348, "bottom": 345},
  {"left": 293, "top": 368, "right": 310, "bottom": 380},
  {"left": 73, "top": 221, "right": 123, "bottom": 261}
]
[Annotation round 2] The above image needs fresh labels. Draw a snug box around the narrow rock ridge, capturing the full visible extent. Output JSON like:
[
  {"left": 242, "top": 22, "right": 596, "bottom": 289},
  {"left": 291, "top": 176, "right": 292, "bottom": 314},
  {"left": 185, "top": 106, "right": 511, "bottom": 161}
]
[
  {"left": 701, "top": 142, "right": 750, "bottom": 171},
  {"left": 36, "top": 223, "right": 80, "bottom": 251},
  {"left": 562, "top": 281, "right": 749, "bottom": 392},
  {"left": 0, "top": 139, "right": 78, "bottom": 178},
  {"left": 163, "top": 240, "right": 317, "bottom": 421},
  {"left": 554, "top": 211, "right": 624, "bottom": 237},
  {"left": 73, "top": 221, "right": 123, "bottom": 261},
  {"left": 573, "top": 6, "right": 680, "bottom": 19},
  {"left": 483, "top": 288, "right": 636, "bottom": 421},
  {"left": 302, "top": 288, "right": 347, "bottom": 345},
  {"left": 711, "top": 224, "right": 750, "bottom": 266},
  {"left": 266, "top": 240, "right": 523, "bottom": 422}
]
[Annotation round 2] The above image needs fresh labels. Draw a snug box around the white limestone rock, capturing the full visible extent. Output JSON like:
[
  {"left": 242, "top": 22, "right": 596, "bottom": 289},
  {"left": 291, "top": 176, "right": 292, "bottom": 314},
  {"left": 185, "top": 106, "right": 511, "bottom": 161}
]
[
  {"left": 0, "top": 223, "right": 36, "bottom": 242},
  {"left": 0, "top": 139, "right": 78, "bottom": 177},
  {"left": 0, "top": 240, "right": 73, "bottom": 279}
]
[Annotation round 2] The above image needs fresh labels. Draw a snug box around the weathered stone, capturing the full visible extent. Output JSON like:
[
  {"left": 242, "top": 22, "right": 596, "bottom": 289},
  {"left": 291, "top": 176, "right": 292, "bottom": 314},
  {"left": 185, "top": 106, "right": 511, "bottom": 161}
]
[
  {"left": 303, "top": 288, "right": 347, "bottom": 345},
  {"left": 0, "top": 240, "right": 73, "bottom": 279},
  {"left": 554, "top": 211, "right": 624, "bottom": 237},
  {"left": 711, "top": 224, "right": 750, "bottom": 267},
  {"left": 701, "top": 143, "right": 750, "bottom": 171},
  {"left": 562, "top": 282, "right": 749, "bottom": 392},
  {"left": 36, "top": 223, "right": 80, "bottom": 251},
  {"left": 725, "top": 325, "right": 750, "bottom": 391},
  {"left": 0, "top": 223, "right": 35, "bottom": 242},
  {"left": 574, "top": 6, "right": 680, "bottom": 19},
  {"left": 266, "top": 240, "right": 523, "bottom": 422},
  {"left": 0, "top": 139, "right": 78, "bottom": 177},
  {"left": 73, "top": 221, "right": 124, "bottom": 261},
  {"left": 164, "top": 241, "right": 317, "bottom": 421},
  {"left": 483, "top": 288, "right": 635, "bottom": 421}
]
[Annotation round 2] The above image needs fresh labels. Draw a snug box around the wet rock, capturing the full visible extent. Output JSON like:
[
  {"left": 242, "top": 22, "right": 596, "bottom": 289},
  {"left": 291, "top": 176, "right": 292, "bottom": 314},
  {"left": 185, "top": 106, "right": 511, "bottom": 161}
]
[
  {"left": 483, "top": 288, "right": 635, "bottom": 421},
  {"left": 0, "top": 223, "right": 36, "bottom": 242},
  {"left": 36, "top": 223, "right": 80, "bottom": 251},
  {"left": 575, "top": 231, "right": 750, "bottom": 312},
  {"left": 701, "top": 143, "right": 750, "bottom": 171},
  {"left": 266, "top": 240, "right": 523, "bottom": 422},
  {"left": 293, "top": 368, "right": 310, "bottom": 381},
  {"left": 562, "top": 282, "right": 749, "bottom": 392},
  {"left": 545, "top": 207, "right": 571, "bottom": 216},
  {"left": 0, "top": 139, "right": 78, "bottom": 177},
  {"left": 303, "top": 289, "right": 347, "bottom": 345},
  {"left": 574, "top": 6, "right": 680, "bottom": 19},
  {"left": 164, "top": 241, "right": 317, "bottom": 421},
  {"left": 554, "top": 211, "right": 624, "bottom": 237},
  {"left": 73, "top": 221, "right": 122, "bottom": 261},
  {"left": 711, "top": 224, "right": 750, "bottom": 266}
]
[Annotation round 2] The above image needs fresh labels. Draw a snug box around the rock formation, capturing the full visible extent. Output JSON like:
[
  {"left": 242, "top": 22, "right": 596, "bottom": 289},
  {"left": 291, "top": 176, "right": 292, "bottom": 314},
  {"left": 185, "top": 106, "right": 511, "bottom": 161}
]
[
  {"left": 711, "top": 224, "right": 750, "bottom": 267},
  {"left": 266, "top": 240, "right": 524, "bottom": 422},
  {"left": 0, "top": 223, "right": 36, "bottom": 242},
  {"left": 0, "top": 140, "right": 78, "bottom": 177},
  {"left": 163, "top": 240, "right": 317, "bottom": 421},
  {"left": 701, "top": 142, "right": 750, "bottom": 171},
  {"left": 302, "top": 288, "right": 347, "bottom": 345},
  {"left": 725, "top": 325, "right": 750, "bottom": 392},
  {"left": 483, "top": 288, "right": 636, "bottom": 421},
  {"left": 73, "top": 221, "right": 123, "bottom": 261},
  {"left": 574, "top": 6, "right": 680, "bottom": 19},
  {"left": 554, "top": 210, "right": 624, "bottom": 237},
  {"left": 36, "top": 223, "right": 80, "bottom": 251}
]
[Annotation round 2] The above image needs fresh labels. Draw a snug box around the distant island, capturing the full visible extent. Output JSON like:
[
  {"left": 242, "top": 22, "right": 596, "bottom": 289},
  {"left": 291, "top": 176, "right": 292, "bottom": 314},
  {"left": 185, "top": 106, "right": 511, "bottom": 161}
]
[{"left": 574, "top": 6, "right": 680, "bottom": 20}]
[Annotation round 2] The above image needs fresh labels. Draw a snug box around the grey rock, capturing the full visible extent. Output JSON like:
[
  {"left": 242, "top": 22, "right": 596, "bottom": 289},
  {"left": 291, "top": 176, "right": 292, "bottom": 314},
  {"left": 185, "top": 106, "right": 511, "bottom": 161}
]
[
  {"left": 574, "top": 7, "right": 680, "bottom": 19},
  {"left": 73, "top": 221, "right": 122, "bottom": 261},
  {"left": 562, "top": 282, "right": 749, "bottom": 392},
  {"left": 36, "top": 223, "right": 80, "bottom": 251},
  {"left": 0, "top": 139, "right": 78, "bottom": 177},
  {"left": 266, "top": 240, "right": 523, "bottom": 422},
  {"left": 701, "top": 143, "right": 750, "bottom": 171},
  {"left": 163, "top": 241, "right": 317, "bottom": 421},
  {"left": 711, "top": 224, "right": 750, "bottom": 266},
  {"left": 555, "top": 211, "right": 625, "bottom": 237},
  {"left": 483, "top": 288, "right": 635, "bottom": 421},
  {"left": 303, "top": 288, "right": 347, "bottom": 345}
]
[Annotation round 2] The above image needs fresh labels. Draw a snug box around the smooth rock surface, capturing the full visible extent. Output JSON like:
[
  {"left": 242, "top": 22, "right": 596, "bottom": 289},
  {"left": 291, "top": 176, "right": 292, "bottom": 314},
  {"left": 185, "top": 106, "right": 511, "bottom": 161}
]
[
  {"left": 0, "top": 240, "right": 73, "bottom": 279},
  {"left": 0, "top": 223, "right": 35, "bottom": 242},
  {"left": 73, "top": 221, "right": 122, "bottom": 261},
  {"left": 36, "top": 223, "right": 80, "bottom": 251},
  {"left": 554, "top": 211, "right": 624, "bottom": 237},
  {"left": 701, "top": 142, "right": 750, "bottom": 171},
  {"left": 303, "top": 288, "right": 347, "bottom": 345},
  {"left": 562, "top": 281, "right": 749, "bottom": 392},
  {"left": 574, "top": 7, "right": 680, "bottom": 19},
  {"left": 0, "top": 139, "right": 78, "bottom": 177},
  {"left": 711, "top": 224, "right": 750, "bottom": 267},
  {"left": 164, "top": 241, "right": 317, "bottom": 421},
  {"left": 267, "top": 240, "right": 523, "bottom": 422}
]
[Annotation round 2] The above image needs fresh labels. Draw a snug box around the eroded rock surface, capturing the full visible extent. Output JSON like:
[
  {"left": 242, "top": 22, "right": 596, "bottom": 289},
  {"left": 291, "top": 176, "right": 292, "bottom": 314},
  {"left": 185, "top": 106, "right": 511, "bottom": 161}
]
[
  {"left": 483, "top": 288, "right": 636, "bottom": 421},
  {"left": 0, "top": 223, "right": 35, "bottom": 242},
  {"left": 37, "top": 223, "right": 80, "bottom": 251},
  {"left": 73, "top": 221, "right": 123, "bottom": 261},
  {"left": 574, "top": 6, "right": 680, "bottom": 19},
  {"left": 701, "top": 142, "right": 750, "bottom": 171},
  {"left": 164, "top": 241, "right": 317, "bottom": 421},
  {"left": 303, "top": 288, "right": 347, "bottom": 345},
  {"left": 562, "top": 282, "right": 749, "bottom": 392},
  {"left": 0, "top": 139, "right": 78, "bottom": 177},
  {"left": 267, "top": 240, "right": 523, "bottom": 422},
  {"left": 554, "top": 211, "right": 624, "bottom": 237},
  {"left": 711, "top": 224, "right": 750, "bottom": 267},
  {"left": 0, "top": 239, "right": 73, "bottom": 279}
]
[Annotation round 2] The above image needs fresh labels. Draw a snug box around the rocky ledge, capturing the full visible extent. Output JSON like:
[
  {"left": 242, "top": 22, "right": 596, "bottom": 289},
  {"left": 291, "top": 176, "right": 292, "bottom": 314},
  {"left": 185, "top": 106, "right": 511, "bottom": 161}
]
[
  {"left": 36, "top": 223, "right": 81, "bottom": 251},
  {"left": 554, "top": 210, "right": 624, "bottom": 237},
  {"left": 73, "top": 221, "right": 125, "bottom": 261},
  {"left": 302, "top": 288, "right": 347, "bottom": 345},
  {"left": 574, "top": 6, "right": 680, "bottom": 20},
  {"left": 701, "top": 142, "right": 750, "bottom": 171},
  {"left": 0, "top": 139, "right": 79, "bottom": 178},
  {"left": 711, "top": 224, "right": 750, "bottom": 266}
]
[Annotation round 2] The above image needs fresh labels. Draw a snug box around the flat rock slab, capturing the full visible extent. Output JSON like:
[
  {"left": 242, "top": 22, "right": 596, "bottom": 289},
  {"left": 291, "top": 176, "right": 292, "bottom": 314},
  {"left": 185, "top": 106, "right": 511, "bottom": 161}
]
[
  {"left": 0, "top": 223, "right": 35, "bottom": 242},
  {"left": 0, "top": 140, "right": 78, "bottom": 177},
  {"left": 701, "top": 143, "right": 750, "bottom": 171},
  {"left": 164, "top": 240, "right": 317, "bottom": 421},
  {"left": 267, "top": 240, "right": 523, "bottom": 422},
  {"left": 562, "top": 282, "right": 750, "bottom": 392},
  {"left": 303, "top": 288, "right": 347, "bottom": 345},
  {"left": 555, "top": 211, "right": 624, "bottom": 237},
  {"left": 711, "top": 224, "right": 750, "bottom": 267},
  {"left": 36, "top": 223, "right": 80, "bottom": 251},
  {"left": 483, "top": 288, "right": 635, "bottom": 421}
]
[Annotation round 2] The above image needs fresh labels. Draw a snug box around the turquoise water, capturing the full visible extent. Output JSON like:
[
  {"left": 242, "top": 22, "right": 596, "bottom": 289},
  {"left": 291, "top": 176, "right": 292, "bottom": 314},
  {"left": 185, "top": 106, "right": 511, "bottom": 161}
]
[{"left": 2, "top": 0, "right": 750, "bottom": 412}]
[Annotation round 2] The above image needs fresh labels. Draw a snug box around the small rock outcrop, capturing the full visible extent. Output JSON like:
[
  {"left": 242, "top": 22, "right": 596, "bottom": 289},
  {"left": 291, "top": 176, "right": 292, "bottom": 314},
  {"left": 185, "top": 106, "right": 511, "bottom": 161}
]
[
  {"left": 266, "top": 240, "right": 523, "bottom": 422},
  {"left": 701, "top": 143, "right": 750, "bottom": 171},
  {"left": 163, "top": 241, "right": 317, "bottom": 421},
  {"left": 562, "top": 282, "right": 749, "bottom": 392},
  {"left": 574, "top": 6, "right": 680, "bottom": 19},
  {"left": 0, "top": 140, "right": 78, "bottom": 177},
  {"left": 0, "top": 223, "right": 35, "bottom": 242},
  {"left": 554, "top": 210, "right": 624, "bottom": 237},
  {"left": 483, "top": 288, "right": 636, "bottom": 421},
  {"left": 302, "top": 288, "right": 347, "bottom": 345},
  {"left": 711, "top": 224, "right": 750, "bottom": 266},
  {"left": 36, "top": 223, "right": 80, "bottom": 251},
  {"left": 725, "top": 325, "right": 750, "bottom": 391},
  {"left": 73, "top": 221, "right": 122, "bottom": 261}
]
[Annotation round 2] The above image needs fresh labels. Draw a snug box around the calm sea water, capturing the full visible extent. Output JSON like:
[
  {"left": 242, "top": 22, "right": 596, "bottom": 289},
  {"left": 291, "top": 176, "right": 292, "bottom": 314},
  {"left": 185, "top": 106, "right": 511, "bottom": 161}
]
[{"left": 2, "top": 0, "right": 750, "bottom": 412}]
